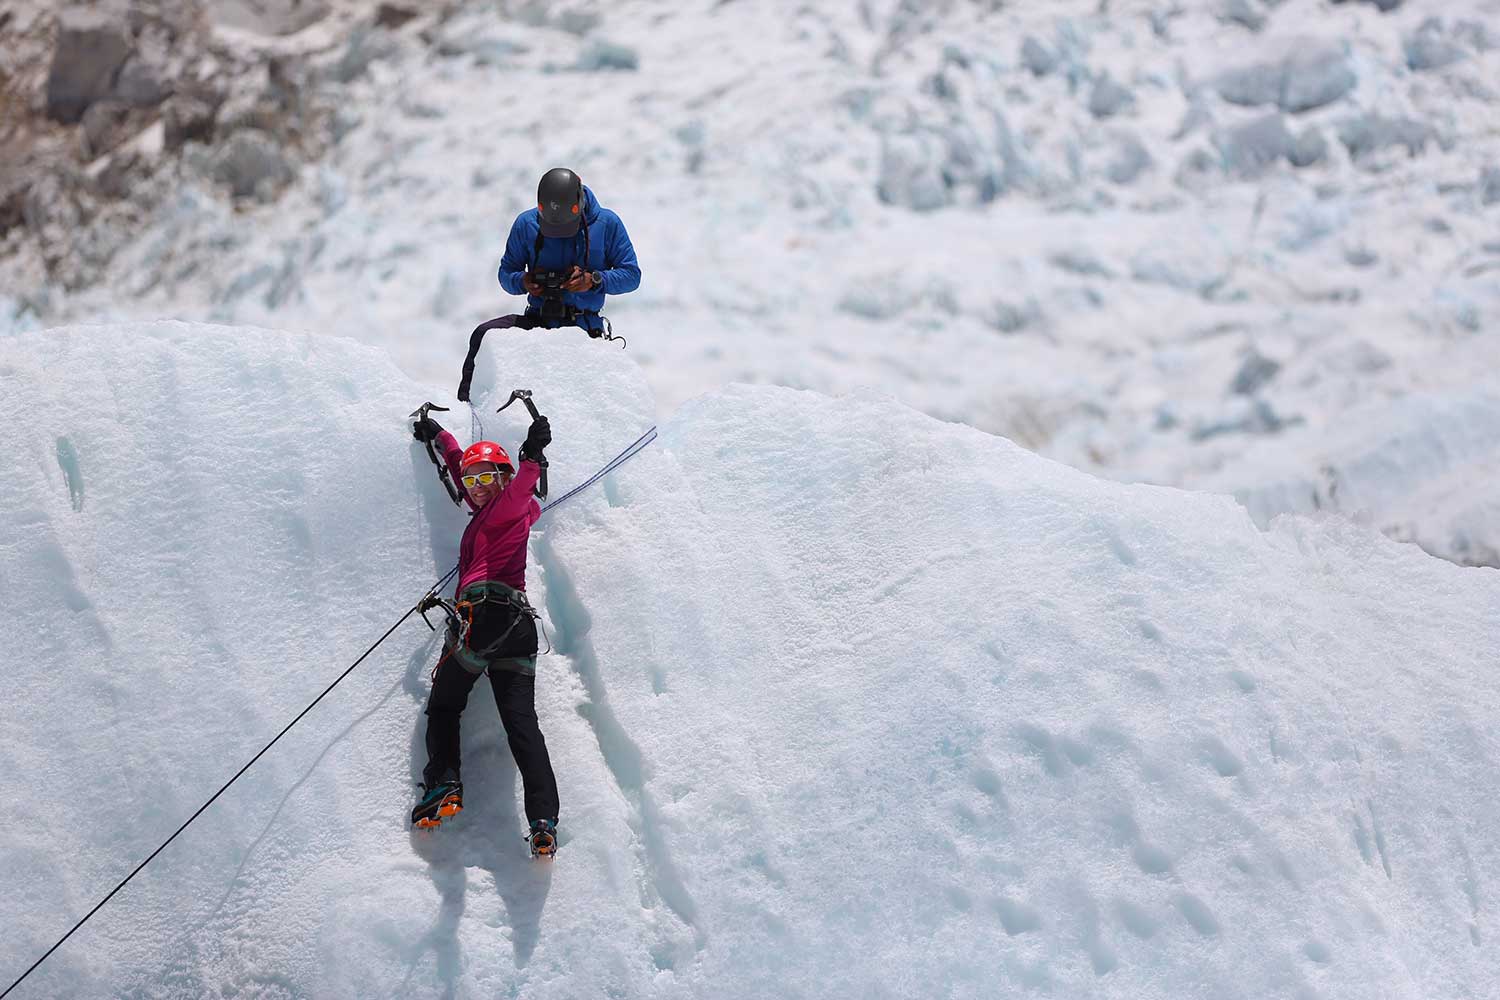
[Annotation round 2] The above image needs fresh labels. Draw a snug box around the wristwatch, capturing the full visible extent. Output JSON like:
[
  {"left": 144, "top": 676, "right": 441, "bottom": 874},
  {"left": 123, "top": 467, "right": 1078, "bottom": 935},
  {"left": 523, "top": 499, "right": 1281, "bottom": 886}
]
[{"left": 590, "top": 270, "right": 603, "bottom": 290}]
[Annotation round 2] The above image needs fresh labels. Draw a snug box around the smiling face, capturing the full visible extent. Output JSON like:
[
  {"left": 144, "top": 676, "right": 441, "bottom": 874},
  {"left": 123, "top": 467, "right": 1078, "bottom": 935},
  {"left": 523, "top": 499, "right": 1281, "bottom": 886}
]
[{"left": 462, "top": 461, "right": 512, "bottom": 508}]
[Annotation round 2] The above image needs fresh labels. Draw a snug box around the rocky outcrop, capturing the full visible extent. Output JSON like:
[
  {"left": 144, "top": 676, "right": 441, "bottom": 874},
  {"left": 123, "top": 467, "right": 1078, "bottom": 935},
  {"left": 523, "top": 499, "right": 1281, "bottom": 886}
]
[
  {"left": 3, "top": 0, "right": 424, "bottom": 289},
  {"left": 45, "top": 8, "right": 133, "bottom": 123}
]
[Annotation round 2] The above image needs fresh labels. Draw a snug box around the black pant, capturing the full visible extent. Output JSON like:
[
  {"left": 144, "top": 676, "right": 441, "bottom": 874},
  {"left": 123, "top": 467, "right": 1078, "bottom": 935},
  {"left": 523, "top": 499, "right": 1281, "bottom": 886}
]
[{"left": 423, "top": 657, "right": 559, "bottom": 824}]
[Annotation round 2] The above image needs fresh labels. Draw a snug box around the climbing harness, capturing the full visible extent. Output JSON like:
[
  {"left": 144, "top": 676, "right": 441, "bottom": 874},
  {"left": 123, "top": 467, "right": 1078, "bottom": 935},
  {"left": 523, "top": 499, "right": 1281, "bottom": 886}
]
[{"left": 418, "top": 581, "right": 551, "bottom": 677}]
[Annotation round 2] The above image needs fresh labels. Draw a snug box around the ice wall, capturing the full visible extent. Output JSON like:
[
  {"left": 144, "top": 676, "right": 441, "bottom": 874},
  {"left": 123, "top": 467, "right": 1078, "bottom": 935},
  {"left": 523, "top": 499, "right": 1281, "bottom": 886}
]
[{"left": 1, "top": 323, "right": 1497, "bottom": 999}]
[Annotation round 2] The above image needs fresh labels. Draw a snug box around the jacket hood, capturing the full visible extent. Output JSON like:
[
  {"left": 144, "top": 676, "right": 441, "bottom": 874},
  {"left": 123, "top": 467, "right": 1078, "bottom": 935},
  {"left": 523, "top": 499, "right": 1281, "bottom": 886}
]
[{"left": 580, "top": 184, "right": 601, "bottom": 223}]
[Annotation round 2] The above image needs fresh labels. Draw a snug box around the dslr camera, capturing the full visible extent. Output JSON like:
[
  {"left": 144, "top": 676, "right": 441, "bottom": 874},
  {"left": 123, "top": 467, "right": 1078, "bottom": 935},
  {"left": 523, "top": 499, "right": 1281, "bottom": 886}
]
[{"left": 527, "top": 269, "right": 573, "bottom": 324}]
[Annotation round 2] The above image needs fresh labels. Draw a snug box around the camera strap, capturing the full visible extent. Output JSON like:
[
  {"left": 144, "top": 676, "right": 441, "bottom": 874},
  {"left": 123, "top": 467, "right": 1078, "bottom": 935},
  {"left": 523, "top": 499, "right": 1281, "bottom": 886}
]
[{"left": 456, "top": 311, "right": 623, "bottom": 401}]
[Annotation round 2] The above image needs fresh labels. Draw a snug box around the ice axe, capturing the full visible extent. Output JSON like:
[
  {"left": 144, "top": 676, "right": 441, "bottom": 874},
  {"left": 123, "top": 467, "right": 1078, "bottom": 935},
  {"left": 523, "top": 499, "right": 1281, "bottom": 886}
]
[
  {"left": 498, "top": 389, "right": 548, "bottom": 501},
  {"left": 411, "top": 402, "right": 464, "bottom": 506}
]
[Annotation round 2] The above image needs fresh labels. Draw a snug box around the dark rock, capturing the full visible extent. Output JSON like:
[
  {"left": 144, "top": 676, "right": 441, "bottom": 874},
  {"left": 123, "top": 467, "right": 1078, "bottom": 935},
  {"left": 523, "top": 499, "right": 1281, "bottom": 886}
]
[
  {"left": 123, "top": 0, "right": 197, "bottom": 41},
  {"left": 1329, "top": 0, "right": 1403, "bottom": 10},
  {"left": 80, "top": 101, "right": 132, "bottom": 158},
  {"left": 22, "top": 167, "right": 90, "bottom": 238},
  {"left": 375, "top": 4, "right": 420, "bottom": 29},
  {"left": 95, "top": 150, "right": 143, "bottom": 200},
  {"left": 209, "top": 129, "right": 292, "bottom": 200},
  {"left": 113, "top": 56, "right": 171, "bottom": 107},
  {"left": 0, "top": 167, "right": 30, "bottom": 236},
  {"left": 161, "top": 93, "right": 218, "bottom": 150},
  {"left": 46, "top": 8, "right": 134, "bottom": 124}
]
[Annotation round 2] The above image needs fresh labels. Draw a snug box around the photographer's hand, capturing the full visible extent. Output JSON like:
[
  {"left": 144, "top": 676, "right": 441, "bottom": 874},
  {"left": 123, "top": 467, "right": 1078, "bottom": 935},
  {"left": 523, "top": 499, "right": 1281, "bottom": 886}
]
[
  {"left": 522, "top": 272, "right": 543, "bottom": 295},
  {"left": 563, "top": 266, "right": 593, "bottom": 293}
]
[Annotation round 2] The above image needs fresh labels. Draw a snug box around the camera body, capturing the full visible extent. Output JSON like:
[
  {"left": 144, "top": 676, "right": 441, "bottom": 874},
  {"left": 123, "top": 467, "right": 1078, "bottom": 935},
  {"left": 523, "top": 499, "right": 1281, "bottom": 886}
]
[{"left": 528, "top": 269, "right": 573, "bottom": 324}]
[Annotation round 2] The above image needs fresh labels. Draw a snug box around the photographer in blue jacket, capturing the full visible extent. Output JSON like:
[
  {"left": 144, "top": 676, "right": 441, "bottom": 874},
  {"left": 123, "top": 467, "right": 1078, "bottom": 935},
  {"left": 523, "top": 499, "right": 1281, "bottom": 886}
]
[{"left": 498, "top": 168, "right": 642, "bottom": 337}]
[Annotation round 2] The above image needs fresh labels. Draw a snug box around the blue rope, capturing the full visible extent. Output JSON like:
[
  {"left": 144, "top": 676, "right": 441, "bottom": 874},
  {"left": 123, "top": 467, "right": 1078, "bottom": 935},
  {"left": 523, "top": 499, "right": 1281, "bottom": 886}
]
[{"left": 539, "top": 425, "right": 658, "bottom": 516}]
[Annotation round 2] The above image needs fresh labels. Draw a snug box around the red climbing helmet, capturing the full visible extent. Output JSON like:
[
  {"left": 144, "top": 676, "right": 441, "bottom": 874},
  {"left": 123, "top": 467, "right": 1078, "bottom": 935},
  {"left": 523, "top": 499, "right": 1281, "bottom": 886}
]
[{"left": 460, "top": 441, "right": 514, "bottom": 472}]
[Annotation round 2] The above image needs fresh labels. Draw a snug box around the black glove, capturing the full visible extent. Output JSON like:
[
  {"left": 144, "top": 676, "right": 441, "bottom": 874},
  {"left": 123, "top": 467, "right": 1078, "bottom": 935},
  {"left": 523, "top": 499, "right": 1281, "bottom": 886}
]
[
  {"left": 520, "top": 415, "right": 551, "bottom": 461},
  {"left": 412, "top": 414, "right": 443, "bottom": 443}
]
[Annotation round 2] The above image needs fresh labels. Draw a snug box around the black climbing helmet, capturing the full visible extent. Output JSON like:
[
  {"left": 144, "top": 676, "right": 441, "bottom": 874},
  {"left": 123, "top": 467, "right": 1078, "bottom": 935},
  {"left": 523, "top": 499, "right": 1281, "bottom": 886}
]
[{"left": 536, "top": 167, "right": 583, "bottom": 238}]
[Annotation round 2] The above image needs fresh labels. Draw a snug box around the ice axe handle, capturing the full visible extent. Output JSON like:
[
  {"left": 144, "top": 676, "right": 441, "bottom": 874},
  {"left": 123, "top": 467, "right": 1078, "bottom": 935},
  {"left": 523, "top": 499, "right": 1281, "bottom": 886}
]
[
  {"left": 410, "top": 402, "right": 462, "bottom": 506},
  {"left": 497, "top": 390, "right": 547, "bottom": 501}
]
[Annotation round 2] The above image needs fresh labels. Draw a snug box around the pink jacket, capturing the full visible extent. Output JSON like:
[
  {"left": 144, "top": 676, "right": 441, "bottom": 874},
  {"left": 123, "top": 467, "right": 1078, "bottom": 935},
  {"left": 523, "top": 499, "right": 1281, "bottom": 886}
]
[{"left": 438, "top": 430, "right": 542, "bottom": 595}]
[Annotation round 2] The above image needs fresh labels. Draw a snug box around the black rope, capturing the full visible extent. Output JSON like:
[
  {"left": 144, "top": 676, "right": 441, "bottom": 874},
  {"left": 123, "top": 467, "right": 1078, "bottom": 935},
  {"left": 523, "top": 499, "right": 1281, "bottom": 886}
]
[{"left": 1, "top": 565, "right": 459, "bottom": 1000}]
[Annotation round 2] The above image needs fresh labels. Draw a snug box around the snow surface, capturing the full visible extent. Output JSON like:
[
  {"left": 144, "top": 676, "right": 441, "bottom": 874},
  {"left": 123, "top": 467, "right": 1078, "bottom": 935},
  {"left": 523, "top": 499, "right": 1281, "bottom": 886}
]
[
  {"left": 3, "top": 322, "right": 1499, "bottom": 998},
  {"left": 4, "top": 0, "right": 1498, "bottom": 566}
]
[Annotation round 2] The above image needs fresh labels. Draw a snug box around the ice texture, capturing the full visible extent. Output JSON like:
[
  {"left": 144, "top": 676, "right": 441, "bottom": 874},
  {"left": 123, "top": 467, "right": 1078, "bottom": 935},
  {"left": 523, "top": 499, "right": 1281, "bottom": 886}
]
[
  {"left": 2, "top": 324, "right": 1498, "bottom": 998},
  {"left": 1211, "top": 389, "right": 1500, "bottom": 568},
  {"left": 1214, "top": 41, "right": 1357, "bottom": 113},
  {"left": 1215, "top": 113, "right": 1295, "bottom": 177}
]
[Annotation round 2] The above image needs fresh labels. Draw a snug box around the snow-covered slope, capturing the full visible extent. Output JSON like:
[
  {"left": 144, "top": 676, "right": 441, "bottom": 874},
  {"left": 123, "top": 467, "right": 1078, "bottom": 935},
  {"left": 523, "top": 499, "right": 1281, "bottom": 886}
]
[{"left": 2, "top": 323, "right": 1498, "bottom": 998}]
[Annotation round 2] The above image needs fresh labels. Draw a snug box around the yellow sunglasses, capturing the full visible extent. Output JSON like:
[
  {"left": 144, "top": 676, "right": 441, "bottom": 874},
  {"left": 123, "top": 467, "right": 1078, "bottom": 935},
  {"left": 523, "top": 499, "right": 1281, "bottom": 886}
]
[{"left": 461, "top": 470, "right": 511, "bottom": 488}]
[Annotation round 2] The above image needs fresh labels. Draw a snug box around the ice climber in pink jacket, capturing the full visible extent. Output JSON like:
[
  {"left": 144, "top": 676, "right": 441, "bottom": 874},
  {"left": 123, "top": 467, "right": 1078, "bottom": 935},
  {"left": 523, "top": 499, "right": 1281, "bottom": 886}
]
[{"left": 409, "top": 407, "right": 559, "bottom": 857}]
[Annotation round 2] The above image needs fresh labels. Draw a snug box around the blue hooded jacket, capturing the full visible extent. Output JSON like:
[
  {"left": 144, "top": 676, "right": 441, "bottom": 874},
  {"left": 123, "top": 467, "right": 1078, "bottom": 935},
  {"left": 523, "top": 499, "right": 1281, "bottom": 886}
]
[{"left": 498, "top": 185, "right": 641, "bottom": 332}]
